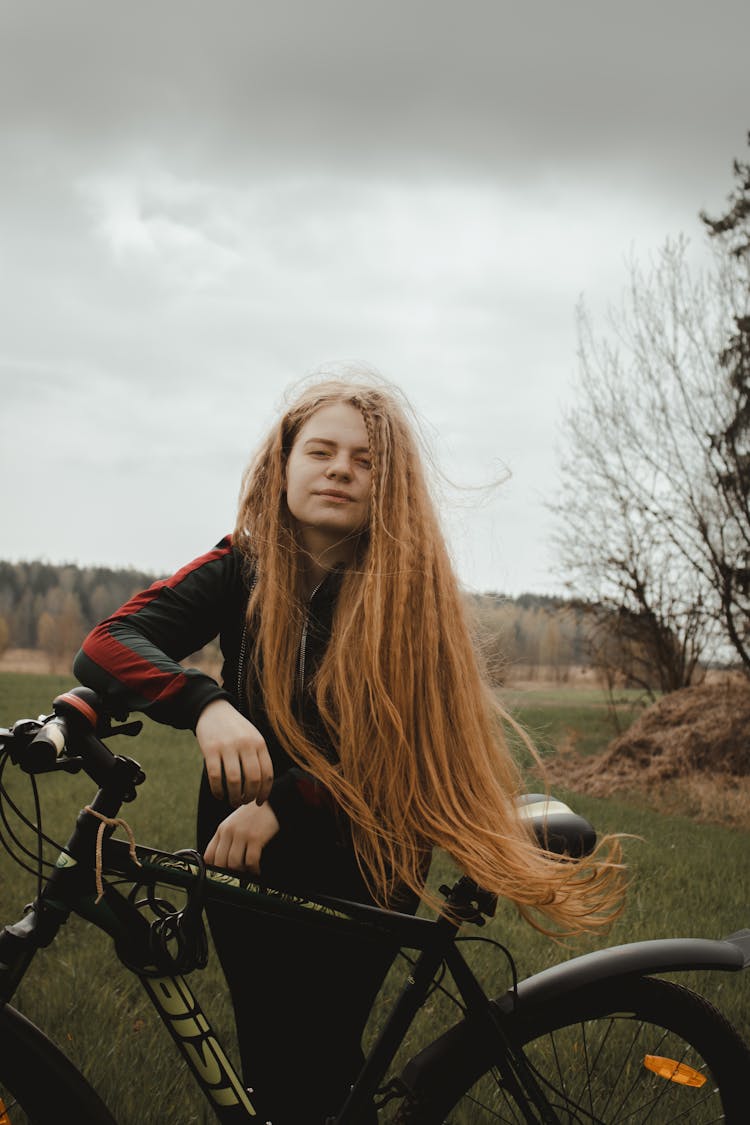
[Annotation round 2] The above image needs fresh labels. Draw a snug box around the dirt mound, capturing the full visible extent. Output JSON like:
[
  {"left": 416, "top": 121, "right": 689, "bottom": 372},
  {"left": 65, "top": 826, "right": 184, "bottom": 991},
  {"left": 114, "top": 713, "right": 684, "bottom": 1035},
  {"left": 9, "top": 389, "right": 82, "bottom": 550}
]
[{"left": 547, "top": 679, "right": 750, "bottom": 797}]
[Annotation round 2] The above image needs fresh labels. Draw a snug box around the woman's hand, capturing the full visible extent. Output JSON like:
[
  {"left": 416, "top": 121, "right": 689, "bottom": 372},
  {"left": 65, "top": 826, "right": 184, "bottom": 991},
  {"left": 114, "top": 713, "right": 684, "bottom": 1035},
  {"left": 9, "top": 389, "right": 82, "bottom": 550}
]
[
  {"left": 203, "top": 801, "right": 280, "bottom": 875},
  {"left": 195, "top": 699, "right": 274, "bottom": 807}
]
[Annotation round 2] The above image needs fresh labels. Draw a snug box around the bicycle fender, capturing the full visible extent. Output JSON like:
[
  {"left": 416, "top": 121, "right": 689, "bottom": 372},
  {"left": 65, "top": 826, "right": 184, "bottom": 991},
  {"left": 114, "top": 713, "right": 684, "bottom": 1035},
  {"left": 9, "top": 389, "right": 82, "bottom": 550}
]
[
  {"left": 397, "top": 930, "right": 750, "bottom": 1101},
  {"left": 493, "top": 929, "right": 750, "bottom": 1014}
]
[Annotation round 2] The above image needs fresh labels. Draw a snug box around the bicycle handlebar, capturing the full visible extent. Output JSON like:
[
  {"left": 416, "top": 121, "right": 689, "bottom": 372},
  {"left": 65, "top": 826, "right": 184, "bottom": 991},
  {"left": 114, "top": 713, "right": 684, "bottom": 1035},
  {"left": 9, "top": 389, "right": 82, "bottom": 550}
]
[{"left": 3, "top": 687, "right": 146, "bottom": 799}]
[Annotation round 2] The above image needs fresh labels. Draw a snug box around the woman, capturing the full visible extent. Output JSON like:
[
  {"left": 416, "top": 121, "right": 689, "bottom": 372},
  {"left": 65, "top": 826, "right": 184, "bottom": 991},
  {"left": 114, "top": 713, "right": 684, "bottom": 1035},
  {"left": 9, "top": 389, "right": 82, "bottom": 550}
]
[{"left": 75, "top": 376, "right": 623, "bottom": 1124}]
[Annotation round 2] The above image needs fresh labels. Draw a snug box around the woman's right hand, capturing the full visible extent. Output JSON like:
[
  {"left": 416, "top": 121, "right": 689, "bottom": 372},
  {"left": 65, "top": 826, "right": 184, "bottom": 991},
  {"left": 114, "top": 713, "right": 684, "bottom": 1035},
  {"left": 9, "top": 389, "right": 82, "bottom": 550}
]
[{"left": 195, "top": 699, "right": 274, "bottom": 808}]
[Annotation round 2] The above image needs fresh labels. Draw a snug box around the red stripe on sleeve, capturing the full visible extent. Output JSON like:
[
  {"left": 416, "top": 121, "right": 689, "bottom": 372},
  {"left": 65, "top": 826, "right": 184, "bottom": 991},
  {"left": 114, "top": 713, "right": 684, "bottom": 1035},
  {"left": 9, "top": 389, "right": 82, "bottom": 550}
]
[
  {"left": 80, "top": 537, "right": 233, "bottom": 702},
  {"left": 81, "top": 629, "right": 189, "bottom": 702},
  {"left": 109, "top": 539, "right": 233, "bottom": 623}
]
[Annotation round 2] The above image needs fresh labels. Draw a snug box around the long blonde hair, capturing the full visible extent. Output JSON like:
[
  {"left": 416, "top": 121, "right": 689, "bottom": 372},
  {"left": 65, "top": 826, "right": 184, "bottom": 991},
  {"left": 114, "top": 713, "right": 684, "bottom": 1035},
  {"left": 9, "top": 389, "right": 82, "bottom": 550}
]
[{"left": 235, "top": 376, "right": 624, "bottom": 932}]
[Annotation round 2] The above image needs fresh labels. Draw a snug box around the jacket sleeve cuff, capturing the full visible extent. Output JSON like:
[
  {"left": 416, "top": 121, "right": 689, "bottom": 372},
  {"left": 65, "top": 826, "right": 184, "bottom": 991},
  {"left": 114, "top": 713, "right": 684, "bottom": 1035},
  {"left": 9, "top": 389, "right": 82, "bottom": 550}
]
[
  {"left": 266, "top": 769, "right": 336, "bottom": 834},
  {"left": 185, "top": 679, "right": 235, "bottom": 732}
]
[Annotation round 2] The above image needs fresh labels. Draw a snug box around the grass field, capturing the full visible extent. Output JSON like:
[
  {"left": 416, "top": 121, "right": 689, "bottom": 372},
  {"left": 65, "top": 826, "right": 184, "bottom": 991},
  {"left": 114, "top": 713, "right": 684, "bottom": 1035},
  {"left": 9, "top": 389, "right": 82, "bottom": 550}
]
[
  {"left": 1, "top": 672, "right": 748, "bottom": 1123},
  {"left": 500, "top": 684, "right": 647, "bottom": 757}
]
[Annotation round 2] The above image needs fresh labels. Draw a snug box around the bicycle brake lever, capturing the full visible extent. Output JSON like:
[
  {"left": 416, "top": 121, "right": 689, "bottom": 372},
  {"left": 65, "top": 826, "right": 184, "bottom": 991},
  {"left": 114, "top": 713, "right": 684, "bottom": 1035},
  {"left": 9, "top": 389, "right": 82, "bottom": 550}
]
[
  {"left": 101, "top": 720, "right": 144, "bottom": 740},
  {"left": 3, "top": 719, "right": 43, "bottom": 764}
]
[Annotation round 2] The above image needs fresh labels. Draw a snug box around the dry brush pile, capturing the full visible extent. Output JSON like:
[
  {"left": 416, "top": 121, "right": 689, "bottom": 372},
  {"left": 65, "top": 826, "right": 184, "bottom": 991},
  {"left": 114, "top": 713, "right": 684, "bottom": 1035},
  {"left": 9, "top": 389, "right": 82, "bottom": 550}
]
[{"left": 545, "top": 678, "right": 750, "bottom": 829}]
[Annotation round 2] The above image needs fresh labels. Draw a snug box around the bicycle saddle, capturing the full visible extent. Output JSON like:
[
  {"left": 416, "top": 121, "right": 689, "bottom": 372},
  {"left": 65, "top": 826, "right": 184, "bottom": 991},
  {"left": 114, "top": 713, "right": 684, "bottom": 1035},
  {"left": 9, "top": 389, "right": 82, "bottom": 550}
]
[{"left": 516, "top": 793, "right": 597, "bottom": 857}]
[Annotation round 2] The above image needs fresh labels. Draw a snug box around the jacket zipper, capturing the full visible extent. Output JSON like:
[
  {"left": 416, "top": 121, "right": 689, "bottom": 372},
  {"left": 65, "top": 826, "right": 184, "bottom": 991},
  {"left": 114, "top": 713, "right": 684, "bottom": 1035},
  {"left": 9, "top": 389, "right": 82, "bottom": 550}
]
[
  {"left": 235, "top": 574, "right": 257, "bottom": 705},
  {"left": 297, "top": 579, "right": 324, "bottom": 703},
  {"left": 237, "top": 578, "right": 323, "bottom": 708},
  {"left": 236, "top": 625, "right": 248, "bottom": 703}
]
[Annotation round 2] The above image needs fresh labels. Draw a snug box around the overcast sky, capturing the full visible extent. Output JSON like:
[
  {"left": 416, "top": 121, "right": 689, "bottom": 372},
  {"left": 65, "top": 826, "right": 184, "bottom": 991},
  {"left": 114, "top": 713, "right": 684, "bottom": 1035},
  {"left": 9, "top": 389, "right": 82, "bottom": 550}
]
[{"left": 1, "top": 0, "right": 749, "bottom": 594}]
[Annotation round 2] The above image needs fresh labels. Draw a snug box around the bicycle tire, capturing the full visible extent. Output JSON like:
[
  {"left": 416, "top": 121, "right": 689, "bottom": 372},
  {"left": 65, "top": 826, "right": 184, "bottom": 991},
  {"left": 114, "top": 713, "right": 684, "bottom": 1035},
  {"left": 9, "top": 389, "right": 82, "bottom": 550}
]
[
  {"left": 394, "top": 977, "right": 750, "bottom": 1124},
  {"left": 0, "top": 1003, "right": 116, "bottom": 1124}
]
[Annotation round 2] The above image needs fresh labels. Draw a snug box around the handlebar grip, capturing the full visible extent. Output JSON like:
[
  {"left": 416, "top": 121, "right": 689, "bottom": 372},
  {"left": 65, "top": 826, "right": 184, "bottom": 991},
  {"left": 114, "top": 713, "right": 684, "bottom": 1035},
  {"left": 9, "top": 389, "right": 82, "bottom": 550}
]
[
  {"left": 53, "top": 687, "right": 104, "bottom": 732},
  {"left": 19, "top": 687, "right": 115, "bottom": 776},
  {"left": 54, "top": 689, "right": 144, "bottom": 796},
  {"left": 53, "top": 688, "right": 122, "bottom": 785},
  {"left": 11, "top": 686, "right": 143, "bottom": 796},
  {"left": 25, "top": 716, "right": 69, "bottom": 773}
]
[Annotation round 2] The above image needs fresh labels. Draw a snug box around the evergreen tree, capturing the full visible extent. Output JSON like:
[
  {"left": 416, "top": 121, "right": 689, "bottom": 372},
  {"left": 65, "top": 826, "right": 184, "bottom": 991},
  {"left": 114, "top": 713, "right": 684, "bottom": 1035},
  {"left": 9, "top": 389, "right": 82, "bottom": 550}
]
[
  {"left": 701, "top": 133, "right": 750, "bottom": 659},
  {"left": 701, "top": 132, "right": 750, "bottom": 484}
]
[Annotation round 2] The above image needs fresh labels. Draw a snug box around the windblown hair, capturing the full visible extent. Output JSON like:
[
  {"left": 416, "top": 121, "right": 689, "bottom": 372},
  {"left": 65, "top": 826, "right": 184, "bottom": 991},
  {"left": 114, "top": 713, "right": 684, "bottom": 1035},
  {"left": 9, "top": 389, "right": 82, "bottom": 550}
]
[{"left": 235, "top": 376, "right": 624, "bottom": 933}]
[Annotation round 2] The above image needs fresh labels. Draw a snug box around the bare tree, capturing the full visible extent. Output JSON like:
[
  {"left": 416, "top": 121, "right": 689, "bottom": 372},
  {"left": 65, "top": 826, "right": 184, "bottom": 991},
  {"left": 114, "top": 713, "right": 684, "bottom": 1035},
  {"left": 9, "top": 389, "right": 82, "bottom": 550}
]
[{"left": 555, "top": 236, "right": 748, "bottom": 687}]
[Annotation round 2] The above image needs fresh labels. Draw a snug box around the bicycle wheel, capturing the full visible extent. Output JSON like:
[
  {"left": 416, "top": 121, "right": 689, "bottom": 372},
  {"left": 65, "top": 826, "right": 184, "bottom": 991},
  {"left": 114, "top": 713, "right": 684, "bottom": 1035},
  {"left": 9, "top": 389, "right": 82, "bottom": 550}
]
[
  {"left": 0, "top": 1004, "right": 116, "bottom": 1124},
  {"left": 394, "top": 977, "right": 750, "bottom": 1124}
]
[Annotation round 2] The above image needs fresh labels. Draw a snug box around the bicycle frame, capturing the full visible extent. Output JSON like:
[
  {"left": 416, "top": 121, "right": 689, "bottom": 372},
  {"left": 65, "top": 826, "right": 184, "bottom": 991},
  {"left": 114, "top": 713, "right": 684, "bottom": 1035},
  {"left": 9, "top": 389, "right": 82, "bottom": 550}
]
[
  {"left": 3, "top": 689, "right": 750, "bottom": 1124},
  {"left": 1, "top": 822, "right": 546, "bottom": 1123},
  {"left": 8, "top": 832, "right": 749, "bottom": 1125},
  {"left": 1, "top": 692, "right": 539, "bottom": 1123}
]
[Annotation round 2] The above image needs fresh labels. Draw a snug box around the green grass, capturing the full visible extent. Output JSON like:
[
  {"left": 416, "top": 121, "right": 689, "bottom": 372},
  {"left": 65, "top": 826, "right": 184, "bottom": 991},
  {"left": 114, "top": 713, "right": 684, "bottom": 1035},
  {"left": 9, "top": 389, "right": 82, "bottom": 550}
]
[
  {"left": 1, "top": 673, "right": 748, "bottom": 1123},
  {"left": 500, "top": 685, "right": 646, "bottom": 757}
]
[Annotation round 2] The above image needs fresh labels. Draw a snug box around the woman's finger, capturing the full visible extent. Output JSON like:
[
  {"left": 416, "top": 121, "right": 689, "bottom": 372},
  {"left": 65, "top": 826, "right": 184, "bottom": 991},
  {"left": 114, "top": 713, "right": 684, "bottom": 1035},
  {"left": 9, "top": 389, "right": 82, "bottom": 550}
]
[
  {"left": 223, "top": 758, "right": 244, "bottom": 808},
  {"left": 256, "top": 742, "right": 275, "bottom": 805},
  {"left": 243, "top": 841, "right": 261, "bottom": 877},
  {"left": 239, "top": 751, "right": 261, "bottom": 804},
  {"left": 203, "top": 749, "right": 225, "bottom": 802}
]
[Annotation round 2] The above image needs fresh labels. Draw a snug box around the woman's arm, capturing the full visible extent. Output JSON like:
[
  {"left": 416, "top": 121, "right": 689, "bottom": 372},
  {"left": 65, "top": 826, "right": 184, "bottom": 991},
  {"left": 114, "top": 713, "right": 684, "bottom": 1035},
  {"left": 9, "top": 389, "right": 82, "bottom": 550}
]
[
  {"left": 75, "top": 537, "right": 274, "bottom": 807},
  {"left": 74, "top": 537, "right": 240, "bottom": 730}
]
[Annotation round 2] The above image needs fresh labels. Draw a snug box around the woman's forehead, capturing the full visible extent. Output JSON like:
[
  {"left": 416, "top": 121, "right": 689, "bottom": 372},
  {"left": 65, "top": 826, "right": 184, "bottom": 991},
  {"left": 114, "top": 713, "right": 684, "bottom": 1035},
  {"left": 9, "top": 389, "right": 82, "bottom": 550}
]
[{"left": 295, "top": 401, "right": 369, "bottom": 446}]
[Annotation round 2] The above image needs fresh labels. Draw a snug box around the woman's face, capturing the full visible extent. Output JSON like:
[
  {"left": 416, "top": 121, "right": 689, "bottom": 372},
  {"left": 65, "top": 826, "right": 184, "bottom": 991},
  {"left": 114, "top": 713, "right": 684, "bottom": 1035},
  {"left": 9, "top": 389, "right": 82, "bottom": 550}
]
[{"left": 284, "top": 401, "right": 372, "bottom": 554}]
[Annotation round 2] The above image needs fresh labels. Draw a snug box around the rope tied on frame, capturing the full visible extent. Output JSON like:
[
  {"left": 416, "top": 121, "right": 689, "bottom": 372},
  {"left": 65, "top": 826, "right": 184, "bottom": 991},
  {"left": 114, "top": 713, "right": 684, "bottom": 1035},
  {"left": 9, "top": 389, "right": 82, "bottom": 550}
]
[{"left": 83, "top": 806, "right": 142, "bottom": 902}]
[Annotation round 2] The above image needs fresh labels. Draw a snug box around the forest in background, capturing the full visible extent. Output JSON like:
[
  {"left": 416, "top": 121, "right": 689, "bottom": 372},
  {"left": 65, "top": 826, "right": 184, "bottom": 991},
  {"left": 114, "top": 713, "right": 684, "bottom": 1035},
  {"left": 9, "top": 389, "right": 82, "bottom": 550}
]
[
  {"left": 0, "top": 559, "right": 154, "bottom": 670},
  {"left": 0, "top": 558, "right": 598, "bottom": 684}
]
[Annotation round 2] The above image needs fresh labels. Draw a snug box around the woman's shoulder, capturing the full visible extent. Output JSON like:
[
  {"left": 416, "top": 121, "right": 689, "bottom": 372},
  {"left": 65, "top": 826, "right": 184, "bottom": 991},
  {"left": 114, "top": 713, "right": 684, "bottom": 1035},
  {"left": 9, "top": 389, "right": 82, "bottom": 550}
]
[
  {"left": 153, "top": 535, "right": 253, "bottom": 604},
  {"left": 220, "top": 532, "right": 256, "bottom": 588}
]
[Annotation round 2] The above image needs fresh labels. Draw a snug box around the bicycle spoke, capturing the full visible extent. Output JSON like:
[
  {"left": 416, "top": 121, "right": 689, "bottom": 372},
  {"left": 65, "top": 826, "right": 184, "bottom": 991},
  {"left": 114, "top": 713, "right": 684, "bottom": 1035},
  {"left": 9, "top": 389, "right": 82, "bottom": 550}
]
[
  {"left": 635, "top": 1035, "right": 697, "bottom": 1125},
  {"left": 549, "top": 1030, "right": 568, "bottom": 1105},
  {"left": 605, "top": 1020, "right": 668, "bottom": 1122},
  {"left": 585, "top": 1016, "right": 616, "bottom": 1106},
  {"left": 492, "top": 1004, "right": 734, "bottom": 1125},
  {"left": 458, "top": 1074, "right": 510, "bottom": 1121}
]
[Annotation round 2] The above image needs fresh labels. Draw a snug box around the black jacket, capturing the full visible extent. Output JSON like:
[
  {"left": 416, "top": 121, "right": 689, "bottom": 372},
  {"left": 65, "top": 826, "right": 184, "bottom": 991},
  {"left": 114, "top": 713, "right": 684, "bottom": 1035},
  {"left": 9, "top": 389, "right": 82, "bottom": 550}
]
[{"left": 73, "top": 535, "right": 343, "bottom": 840}]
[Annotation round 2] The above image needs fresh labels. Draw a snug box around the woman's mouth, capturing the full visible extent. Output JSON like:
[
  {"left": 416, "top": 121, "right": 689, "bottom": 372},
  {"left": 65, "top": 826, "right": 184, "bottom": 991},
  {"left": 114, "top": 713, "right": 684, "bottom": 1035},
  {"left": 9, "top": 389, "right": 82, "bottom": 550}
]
[{"left": 316, "top": 490, "right": 353, "bottom": 502}]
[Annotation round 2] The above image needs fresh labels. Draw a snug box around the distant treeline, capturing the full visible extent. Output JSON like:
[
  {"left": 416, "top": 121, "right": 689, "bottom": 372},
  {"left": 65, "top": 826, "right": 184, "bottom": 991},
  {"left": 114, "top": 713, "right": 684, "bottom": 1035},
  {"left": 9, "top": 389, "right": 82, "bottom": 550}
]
[
  {"left": 0, "top": 559, "right": 598, "bottom": 682},
  {"left": 467, "top": 592, "right": 591, "bottom": 682},
  {"left": 0, "top": 559, "right": 157, "bottom": 663}
]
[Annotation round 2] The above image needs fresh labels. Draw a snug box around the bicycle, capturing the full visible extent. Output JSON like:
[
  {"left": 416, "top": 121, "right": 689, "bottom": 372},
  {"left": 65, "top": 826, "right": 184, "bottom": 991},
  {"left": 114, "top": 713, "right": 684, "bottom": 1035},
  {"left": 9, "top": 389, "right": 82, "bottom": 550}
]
[{"left": 1, "top": 686, "right": 749, "bottom": 1124}]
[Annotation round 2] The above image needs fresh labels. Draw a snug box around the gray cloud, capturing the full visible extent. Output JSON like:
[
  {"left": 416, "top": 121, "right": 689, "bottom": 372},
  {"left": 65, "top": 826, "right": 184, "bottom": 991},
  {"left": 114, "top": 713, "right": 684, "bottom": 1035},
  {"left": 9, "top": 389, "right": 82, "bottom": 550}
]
[
  {"left": 3, "top": 1, "right": 748, "bottom": 188},
  {"left": 1, "top": 0, "right": 748, "bottom": 591}
]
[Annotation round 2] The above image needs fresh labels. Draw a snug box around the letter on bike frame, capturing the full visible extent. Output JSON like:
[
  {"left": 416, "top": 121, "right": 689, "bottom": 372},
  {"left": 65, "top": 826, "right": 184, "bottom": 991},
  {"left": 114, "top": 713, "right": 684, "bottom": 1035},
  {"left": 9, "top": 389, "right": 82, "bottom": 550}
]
[{"left": 142, "top": 975, "right": 256, "bottom": 1115}]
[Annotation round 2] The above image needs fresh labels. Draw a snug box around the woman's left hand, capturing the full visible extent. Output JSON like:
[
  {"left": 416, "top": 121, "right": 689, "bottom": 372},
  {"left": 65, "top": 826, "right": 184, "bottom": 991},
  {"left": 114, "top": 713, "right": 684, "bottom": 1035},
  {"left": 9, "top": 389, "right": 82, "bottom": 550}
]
[{"left": 203, "top": 801, "right": 280, "bottom": 875}]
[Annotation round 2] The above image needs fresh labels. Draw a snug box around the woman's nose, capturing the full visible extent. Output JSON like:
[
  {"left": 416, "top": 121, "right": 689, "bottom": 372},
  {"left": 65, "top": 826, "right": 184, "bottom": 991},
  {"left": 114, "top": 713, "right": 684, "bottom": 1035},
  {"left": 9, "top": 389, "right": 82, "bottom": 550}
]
[{"left": 326, "top": 452, "right": 352, "bottom": 478}]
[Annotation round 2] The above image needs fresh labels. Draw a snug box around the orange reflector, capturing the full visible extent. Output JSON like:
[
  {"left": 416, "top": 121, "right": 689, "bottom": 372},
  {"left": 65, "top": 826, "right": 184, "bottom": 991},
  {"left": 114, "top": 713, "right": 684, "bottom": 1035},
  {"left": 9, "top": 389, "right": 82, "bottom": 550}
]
[
  {"left": 644, "top": 1055, "right": 707, "bottom": 1087},
  {"left": 0, "top": 1096, "right": 10, "bottom": 1125}
]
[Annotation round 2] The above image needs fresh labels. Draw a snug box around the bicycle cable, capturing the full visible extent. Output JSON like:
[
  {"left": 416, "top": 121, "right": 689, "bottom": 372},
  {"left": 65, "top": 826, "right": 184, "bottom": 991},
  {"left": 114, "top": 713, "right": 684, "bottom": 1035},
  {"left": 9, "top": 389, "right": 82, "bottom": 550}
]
[
  {"left": 0, "top": 745, "right": 211, "bottom": 977},
  {"left": 119, "top": 848, "right": 209, "bottom": 977},
  {"left": 30, "top": 768, "right": 44, "bottom": 906},
  {"left": 397, "top": 950, "right": 466, "bottom": 1015},
  {"left": 0, "top": 751, "right": 72, "bottom": 878},
  {"left": 456, "top": 934, "right": 520, "bottom": 1001},
  {"left": 397, "top": 934, "right": 520, "bottom": 1020}
]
